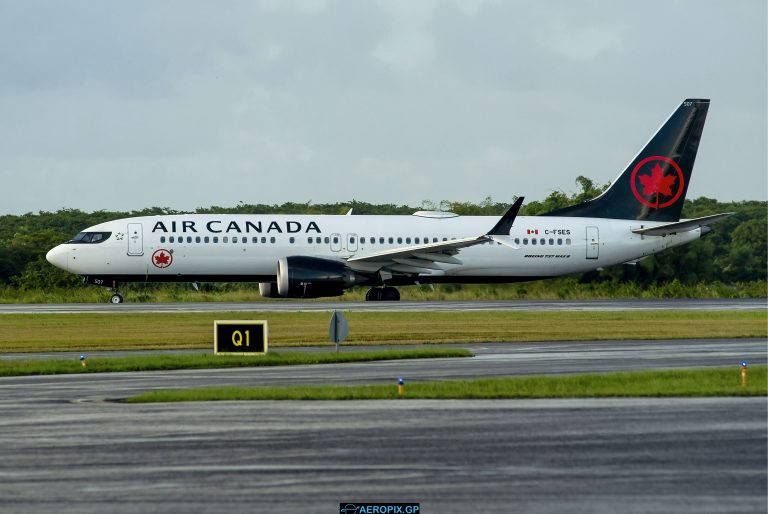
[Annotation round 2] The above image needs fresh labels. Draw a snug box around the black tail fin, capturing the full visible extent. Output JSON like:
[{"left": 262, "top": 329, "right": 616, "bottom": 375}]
[{"left": 543, "top": 99, "right": 709, "bottom": 222}]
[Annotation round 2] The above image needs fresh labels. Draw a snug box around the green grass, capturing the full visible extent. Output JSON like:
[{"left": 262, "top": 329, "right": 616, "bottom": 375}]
[
  {"left": 127, "top": 366, "right": 768, "bottom": 402},
  {"left": 1, "top": 279, "right": 765, "bottom": 303},
  {"left": 0, "top": 310, "right": 765, "bottom": 352},
  {"left": 0, "top": 348, "right": 471, "bottom": 377}
]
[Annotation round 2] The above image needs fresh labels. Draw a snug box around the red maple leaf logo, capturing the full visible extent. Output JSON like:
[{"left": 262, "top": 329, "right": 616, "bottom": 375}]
[
  {"left": 637, "top": 163, "right": 678, "bottom": 208},
  {"left": 152, "top": 250, "right": 173, "bottom": 268},
  {"left": 154, "top": 252, "right": 170, "bottom": 265},
  {"left": 639, "top": 163, "right": 676, "bottom": 196},
  {"left": 630, "top": 156, "right": 685, "bottom": 209}
]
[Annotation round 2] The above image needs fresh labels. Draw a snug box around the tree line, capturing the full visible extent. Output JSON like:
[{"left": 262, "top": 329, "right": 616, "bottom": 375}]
[{"left": 0, "top": 176, "right": 765, "bottom": 293}]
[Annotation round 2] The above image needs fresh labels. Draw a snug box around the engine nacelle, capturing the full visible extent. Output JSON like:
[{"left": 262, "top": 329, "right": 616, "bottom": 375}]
[
  {"left": 276, "top": 256, "right": 365, "bottom": 298},
  {"left": 258, "top": 282, "right": 281, "bottom": 298}
]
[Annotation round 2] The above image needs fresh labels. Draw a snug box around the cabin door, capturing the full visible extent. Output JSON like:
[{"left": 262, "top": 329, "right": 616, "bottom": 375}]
[
  {"left": 586, "top": 226, "right": 599, "bottom": 259},
  {"left": 127, "top": 223, "right": 143, "bottom": 256}
]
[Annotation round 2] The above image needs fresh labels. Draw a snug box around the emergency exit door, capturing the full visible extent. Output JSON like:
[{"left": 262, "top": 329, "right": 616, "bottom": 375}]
[
  {"left": 127, "top": 223, "right": 143, "bottom": 256},
  {"left": 586, "top": 226, "right": 599, "bottom": 259}
]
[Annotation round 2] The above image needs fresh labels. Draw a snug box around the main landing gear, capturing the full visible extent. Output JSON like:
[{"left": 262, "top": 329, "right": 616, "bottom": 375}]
[{"left": 365, "top": 286, "right": 400, "bottom": 301}]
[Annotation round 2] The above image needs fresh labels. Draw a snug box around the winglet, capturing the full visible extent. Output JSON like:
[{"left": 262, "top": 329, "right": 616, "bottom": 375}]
[{"left": 487, "top": 197, "right": 524, "bottom": 236}]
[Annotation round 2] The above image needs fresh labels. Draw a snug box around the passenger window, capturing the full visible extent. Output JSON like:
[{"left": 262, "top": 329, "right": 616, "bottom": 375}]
[
  {"left": 205, "top": 236, "right": 210, "bottom": 243},
  {"left": 160, "top": 236, "right": 166, "bottom": 243},
  {"left": 232, "top": 237, "right": 238, "bottom": 243},
  {"left": 549, "top": 238, "right": 554, "bottom": 245},
  {"left": 514, "top": 238, "right": 520, "bottom": 244},
  {"left": 566, "top": 238, "right": 571, "bottom": 245},
  {"left": 388, "top": 237, "right": 394, "bottom": 244},
  {"left": 379, "top": 237, "right": 384, "bottom": 244},
  {"left": 289, "top": 237, "right": 295, "bottom": 244},
  {"left": 442, "top": 238, "right": 447, "bottom": 241},
  {"left": 432, "top": 238, "right": 437, "bottom": 243},
  {"left": 324, "top": 237, "right": 329, "bottom": 244},
  {"left": 415, "top": 238, "right": 420, "bottom": 244},
  {"left": 523, "top": 238, "right": 528, "bottom": 245},
  {"left": 557, "top": 238, "right": 562, "bottom": 245},
  {"left": 185, "top": 236, "right": 191, "bottom": 243},
  {"left": 261, "top": 237, "right": 267, "bottom": 243},
  {"left": 169, "top": 236, "right": 175, "bottom": 243},
  {"left": 308, "top": 237, "right": 313, "bottom": 244},
  {"left": 270, "top": 237, "right": 276, "bottom": 243},
  {"left": 532, "top": 238, "right": 537, "bottom": 245},
  {"left": 195, "top": 236, "right": 201, "bottom": 243},
  {"left": 333, "top": 236, "right": 339, "bottom": 244},
  {"left": 350, "top": 237, "right": 356, "bottom": 244},
  {"left": 397, "top": 237, "right": 403, "bottom": 244},
  {"left": 406, "top": 237, "right": 411, "bottom": 244},
  {"left": 213, "top": 236, "right": 219, "bottom": 243}
]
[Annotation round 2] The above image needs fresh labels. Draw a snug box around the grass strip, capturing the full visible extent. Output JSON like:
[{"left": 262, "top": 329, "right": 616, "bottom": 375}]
[
  {"left": 0, "top": 310, "right": 765, "bottom": 352},
  {"left": 0, "top": 349, "right": 470, "bottom": 377},
  {"left": 127, "top": 366, "right": 768, "bottom": 402}
]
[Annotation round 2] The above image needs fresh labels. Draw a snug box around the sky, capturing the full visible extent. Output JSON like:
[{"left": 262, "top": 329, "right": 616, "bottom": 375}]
[{"left": 0, "top": 0, "right": 765, "bottom": 214}]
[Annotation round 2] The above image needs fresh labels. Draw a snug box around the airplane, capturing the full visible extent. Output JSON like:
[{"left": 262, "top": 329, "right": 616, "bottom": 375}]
[{"left": 46, "top": 99, "right": 732, "bottom": 303}]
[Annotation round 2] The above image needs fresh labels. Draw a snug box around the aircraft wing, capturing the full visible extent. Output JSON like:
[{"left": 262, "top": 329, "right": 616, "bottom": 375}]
[
  {"left": 345, "top": 197, "right": 524, "bottom": 275},
  {"left": 631, "top": 212, "right": 734, "bottom": 237}
]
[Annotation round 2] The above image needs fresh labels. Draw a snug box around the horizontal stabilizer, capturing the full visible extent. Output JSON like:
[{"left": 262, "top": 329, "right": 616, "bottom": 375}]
[{"left": 632, "top": 212, "right": 734, "bottom": 237}]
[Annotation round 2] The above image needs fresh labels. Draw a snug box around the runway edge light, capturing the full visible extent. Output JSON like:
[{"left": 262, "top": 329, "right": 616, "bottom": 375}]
[{"left": 741, "top": 361, "right": 747, "bottom": 387}]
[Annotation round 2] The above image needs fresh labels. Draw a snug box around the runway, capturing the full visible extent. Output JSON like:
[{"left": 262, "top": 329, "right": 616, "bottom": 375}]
[
  {"left": 0, "top": 297, "right": 765, "bottom": 313},
  {"left": 1, "top": 338, "right": 766, "bottom": 513},
  {"left": 1, "top": 398, "right": 764, "bottom": 514}
]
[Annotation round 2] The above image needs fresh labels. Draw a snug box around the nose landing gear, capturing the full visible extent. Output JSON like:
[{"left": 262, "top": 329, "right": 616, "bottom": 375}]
[
  {"left": 107, "top": 280, "right": 124, "bottom": 304},
  {"left": 84, "top": 277, "right": 126, "bottom": 304}
]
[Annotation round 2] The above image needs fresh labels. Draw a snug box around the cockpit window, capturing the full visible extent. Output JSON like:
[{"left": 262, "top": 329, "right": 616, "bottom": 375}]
[{"left": 67, "top": 232, "right": 111, "bottom": 244}]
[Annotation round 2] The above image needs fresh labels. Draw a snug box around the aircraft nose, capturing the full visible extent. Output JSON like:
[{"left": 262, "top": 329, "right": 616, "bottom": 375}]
[{"left": 46, "top": 245, "right": 68, "bottom": 272}]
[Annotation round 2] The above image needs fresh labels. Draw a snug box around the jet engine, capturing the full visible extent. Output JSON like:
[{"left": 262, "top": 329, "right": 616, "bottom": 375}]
[
  {"left": 276, "top": 256, "right": 366, "bottom": 298},
  {"left": 258, "top": 282, "right": 280, "bottom": 298}
]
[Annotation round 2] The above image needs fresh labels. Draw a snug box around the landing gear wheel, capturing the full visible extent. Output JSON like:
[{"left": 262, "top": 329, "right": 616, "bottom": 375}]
[
  {"left": 381, "top": 287, "right": 400, "bottom": 301},
  {"left": 109, "top": 293, "right": 124, "bottom": 304},
  {"left": 365, "top": 287, "right": 400, "bottom": 301}
]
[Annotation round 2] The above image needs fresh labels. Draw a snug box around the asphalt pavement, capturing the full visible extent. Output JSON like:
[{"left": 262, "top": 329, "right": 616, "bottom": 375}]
[{"left": 0, "top": 337, "right": 766, "bottom": 513}]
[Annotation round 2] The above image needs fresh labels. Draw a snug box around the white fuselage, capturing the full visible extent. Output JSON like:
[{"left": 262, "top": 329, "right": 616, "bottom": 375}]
[{"left": 46, "top": 213, "right": 700, "bottom": 284}]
